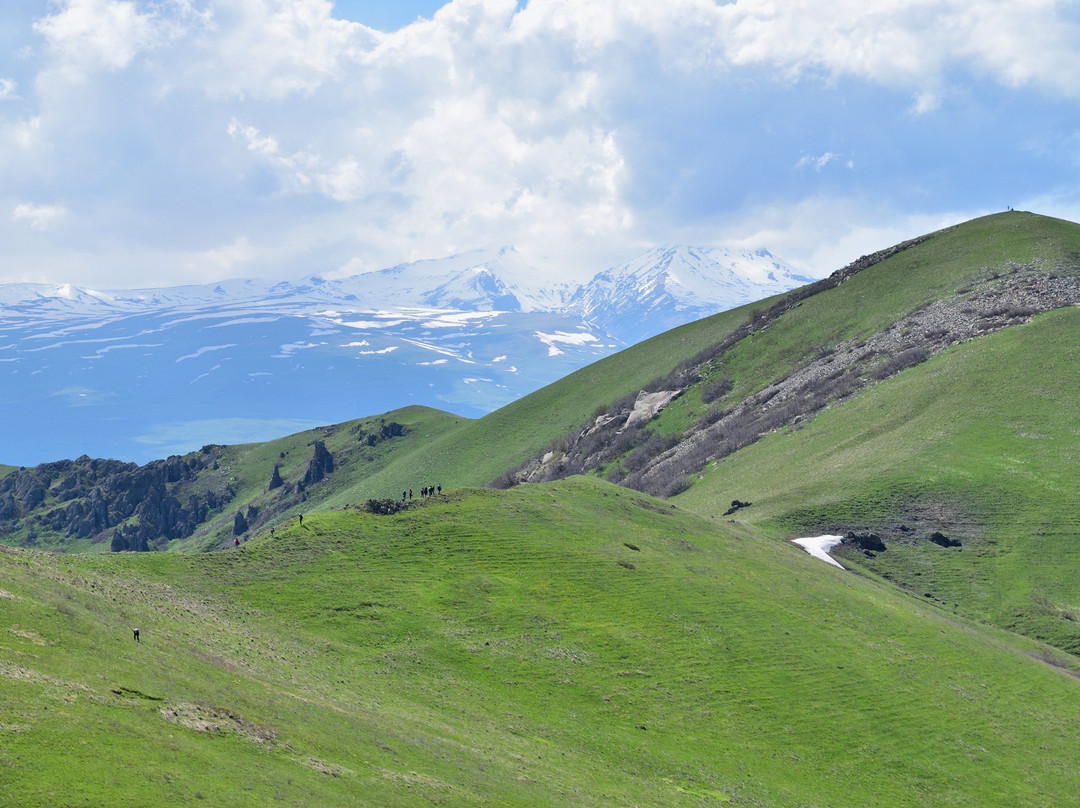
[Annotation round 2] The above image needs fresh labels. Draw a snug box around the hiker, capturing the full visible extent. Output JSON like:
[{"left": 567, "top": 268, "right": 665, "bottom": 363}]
[
  {"left": 409, "top": 489, "right": 413, "bottom": 500},
  {"left": 234, "top": 537, "right": 240, "bottom": 547},
  {"left": 402, "top": 490, "right": 407, "bottom": 501},
  {"left": 133, "top": 628, "right": 140, "bottom": 643},
  {"left": 437, "top": 484, "right": 441, "bottom": 494},
  {"left": 299, "top": 513, "right": 304, "bottom": 526}
]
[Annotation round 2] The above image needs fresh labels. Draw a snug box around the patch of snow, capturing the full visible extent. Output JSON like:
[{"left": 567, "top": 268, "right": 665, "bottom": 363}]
[
  {"left": 340, "top": 318, "right": 405, "bottom": 329},
  {"left": 792, "top": 535, "right": 846, "bottom": 569},
  {"left": 272, "top": 341, "right": 323, "bottom": 358},
  {"left": 535, "top": 330, "right": 599, "bottom": 356},
  {"left": 176, "top": 344, "right": 237, "bottom": 363},
  {"left": 207, "top": 316, "right": 280, "bottom": 328}
]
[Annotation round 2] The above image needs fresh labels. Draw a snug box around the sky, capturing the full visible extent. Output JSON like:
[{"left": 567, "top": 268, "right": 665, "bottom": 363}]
[{"left": 2, "top": 0, "right": 1080, "bottom": 289}]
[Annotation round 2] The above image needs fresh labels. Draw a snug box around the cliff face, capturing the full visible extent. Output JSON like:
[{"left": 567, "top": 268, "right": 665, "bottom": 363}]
[{"left": 0, "top": 450, "right": 235, "bottom": 552}]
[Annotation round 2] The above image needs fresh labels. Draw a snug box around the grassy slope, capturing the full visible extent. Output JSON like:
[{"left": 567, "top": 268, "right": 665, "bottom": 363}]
[
  {"left": 159, "top": 308, "right": 749, "bottom": 548},
  {"left": 232, "top": 213, "right": 1075, "bottom": 524},
  {"left": 314, "top": 305, "right": 754, "bottom": 507},
  {"left": 676, "top": 305, "right": 1080, "bottom": 651},
  {"left": 3, "top": 479, "right": 1080, "bottom": 807},
  {"left": 657, "top": 210, "right": 1080, "bottom": 432}
]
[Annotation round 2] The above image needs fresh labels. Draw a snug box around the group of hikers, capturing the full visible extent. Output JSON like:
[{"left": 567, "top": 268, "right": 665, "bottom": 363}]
[{"left": 403, "top": 484, "right": 441, "bottom": 501}]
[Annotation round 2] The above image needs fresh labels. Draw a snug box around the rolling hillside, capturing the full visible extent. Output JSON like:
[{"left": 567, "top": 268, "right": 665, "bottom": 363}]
[
  {"left": 3, "top": 211, "right": 1080, "bottom": 805},
  {"left": 3, "top": 480, "right": 1080, "bottom": 807}
]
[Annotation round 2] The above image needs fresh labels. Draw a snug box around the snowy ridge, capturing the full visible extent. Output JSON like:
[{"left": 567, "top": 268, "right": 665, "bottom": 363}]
[
  {"left": 568, "top": 245, "right": 814, "bottom": 342},
  {"left": 0, "top": 242, "right": 813, "bottom": 465}
]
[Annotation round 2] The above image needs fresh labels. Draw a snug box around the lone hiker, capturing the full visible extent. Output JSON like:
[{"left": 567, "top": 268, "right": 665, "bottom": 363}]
[
  {"left": 299, "top": 513, "right": 304, "bottom": 526},
  {"left": 133, "top": 628, "right": 140, "bottom": 643}
]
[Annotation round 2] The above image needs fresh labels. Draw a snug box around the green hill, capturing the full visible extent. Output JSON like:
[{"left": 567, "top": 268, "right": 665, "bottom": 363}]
[
  {"left": 4, "top": 479, "right": 1080, "bottom": 807},
  {"left": 676, "top": 304, "right": 1080, "bottom": 652},
  {"left": 4, "top": 210, "right": 1080, "bottom": 804}
]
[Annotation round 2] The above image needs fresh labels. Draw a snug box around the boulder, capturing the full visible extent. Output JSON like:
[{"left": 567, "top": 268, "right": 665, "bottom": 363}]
[
  {"left": 723, "top": 499, "right": 752, "bottom": 516},
  {"left": 929, "top": 531, "right": 962, "bottom": 548},
  {"left": 844, "top": 531, "right": 887, "bottom": 552}
]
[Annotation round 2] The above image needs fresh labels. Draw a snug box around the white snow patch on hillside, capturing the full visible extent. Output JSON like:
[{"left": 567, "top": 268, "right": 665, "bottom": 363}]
[
  {"left": 340, "top": 318, "right": 405, "bottom": 329},
  {"left": 792, "top": 535, "right": 845, "bottom": 569},
  {"left": 535, "top": 330, "right": 599, "bottom": 356},
  {"left": 176, "top": 344, "right": 236, "bottom": 362},
  {"left": 420, "top": 310, "right": 501, "bottom": 327}
]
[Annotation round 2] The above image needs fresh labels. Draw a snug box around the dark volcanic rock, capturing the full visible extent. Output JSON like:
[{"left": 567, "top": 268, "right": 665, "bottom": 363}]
[
  {"left": 844, "top": 531, "right": 887, "bottom": 552},
  {"left": 723, "top": 499, "right": 752, "bottom": 516},
  {"left": 3, "top": 449, "right": 232, "bottom": 552},
  {"left": 302, "top": 441, "right": 335, "bottom": 486},
  {"left": 929, "top": 531, "right": 962, "bottom": 548}
]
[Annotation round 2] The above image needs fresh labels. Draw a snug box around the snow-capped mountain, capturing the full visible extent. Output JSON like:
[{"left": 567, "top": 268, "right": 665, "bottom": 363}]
[
  {"left": 326, "top": 247, "right": 576, "bottom": 313},
  {"left": 569, "top": 246, "right": 816, "bottom": 343},
  {"left": 0, "top": 244, "right": 811, "bottom": 465}
]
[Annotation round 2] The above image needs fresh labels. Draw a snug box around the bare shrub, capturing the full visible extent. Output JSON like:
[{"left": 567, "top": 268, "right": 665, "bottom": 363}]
[
  {"left": 701, "top": 377, "right": 734, "bottom": 403},
  {"left": 698, "top": 405, "right": 729, "bottom": 428},
  {"left": 869, "top": 347, "right": 929, "bottom": 380}
]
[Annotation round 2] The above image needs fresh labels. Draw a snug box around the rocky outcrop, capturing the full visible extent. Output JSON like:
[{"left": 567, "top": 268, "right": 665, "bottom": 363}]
[
  {"left": 1, "top": 449, "right": 234, "bottom": 552},
  {"left": 929, "top": 531, "right": 962, "bottom": 548},
  {"left": 302, "top": 441, "right": 335, "bottom": 486},
  {"left": 624, "top": 390, "right": 682, "bottom": 430},
  {"left": 353, "top": 420, "right": 406, "bottom": 447},
  {"left": 843, "top": 531, "right": 887, "bottom": 552},
  {"left": 723, "top": 500, "right": 752, "bottom": 516},
  {"left": 362, "top": 498, "right": 410, "bottom": 515}
]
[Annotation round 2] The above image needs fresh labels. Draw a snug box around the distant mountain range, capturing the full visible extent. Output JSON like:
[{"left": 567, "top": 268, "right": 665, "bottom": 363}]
[{"left": 0, "top": 245, "right": 812, "bottom": 465}]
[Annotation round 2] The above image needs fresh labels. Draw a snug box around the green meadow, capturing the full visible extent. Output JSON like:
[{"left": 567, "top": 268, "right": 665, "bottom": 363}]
[
  {"left": 4, "top": 479, "right": 1080, "bottom": 807},
  {"left": 677, "top": 305, "right": 1080, "bottom": 652},
  {"left": 4, "top": 211, "right": 1080, "bottom": 805}
]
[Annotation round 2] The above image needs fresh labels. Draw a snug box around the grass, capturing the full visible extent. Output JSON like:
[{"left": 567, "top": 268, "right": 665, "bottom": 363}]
[
  {"left": 676, "top": 305, "right": 1080, "bottom": 650},
  {"left": 6, "top": 210, "right": 1080, "bottom": 805},
  {"left": 654, "top": 211, "right": 1080, "bottom": 425},
  {"left": 4, "top": 479, "right": 1080, "bottom": 806}
]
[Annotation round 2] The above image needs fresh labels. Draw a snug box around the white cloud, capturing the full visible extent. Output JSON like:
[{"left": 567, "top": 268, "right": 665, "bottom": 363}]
[
  {"left": 796, "top": 152, "right": 843, "bottom": 172},
  {"left": 33, "top": 0, "right": 164, "bottom": 78},
  {"left": 186, "top": 0, "right": 380, "bottom": 99},
  {"left": 12, "top": 202, "right": 67, "bottom": 231},
  {"left": 722, "top": 195, "right": 975, "bottom": 277},
  {"left": 720, "top": 0, "right": 1080, "bottom": 101},
  {"left": 2, "top": 0, "right": 1080, "bottom": 289},
  {"left": 186, "top": 236, "right": 256, "bottom": 274}
]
